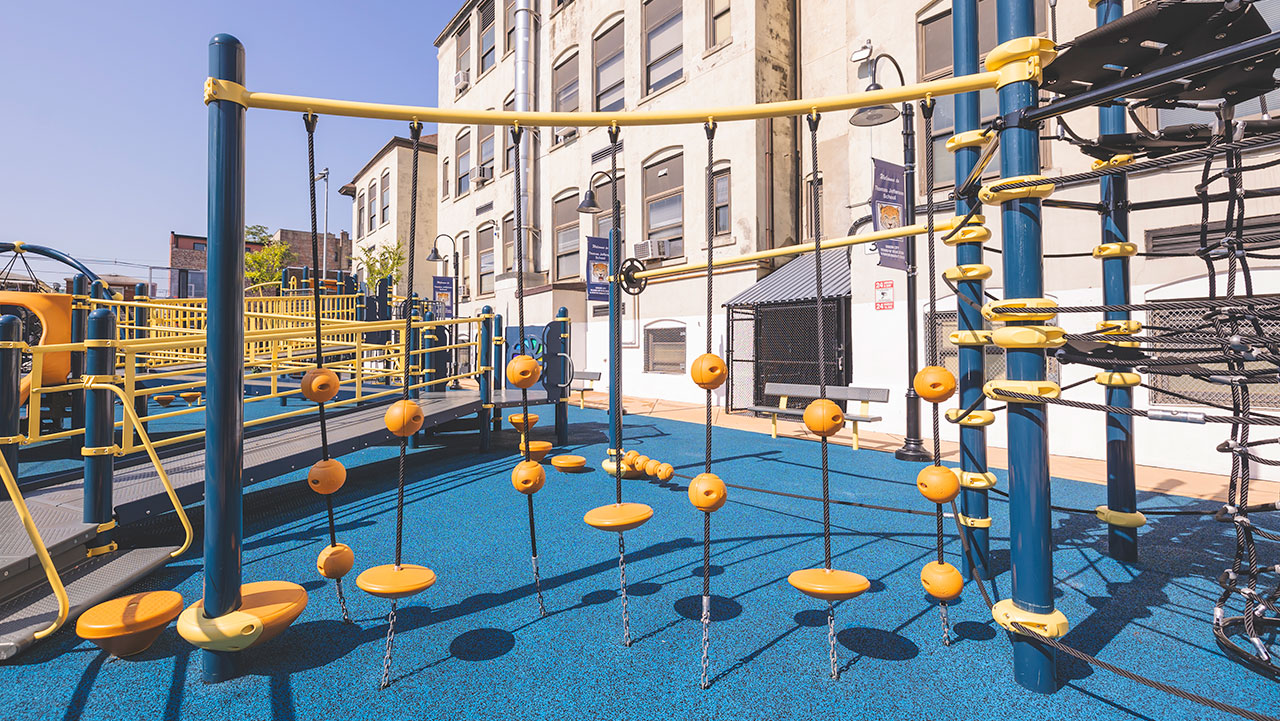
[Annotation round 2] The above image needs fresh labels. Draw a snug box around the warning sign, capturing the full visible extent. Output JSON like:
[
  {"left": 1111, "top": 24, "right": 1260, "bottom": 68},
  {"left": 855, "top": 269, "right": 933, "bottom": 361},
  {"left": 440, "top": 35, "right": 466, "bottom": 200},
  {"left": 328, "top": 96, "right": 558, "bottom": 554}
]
[{"left": 874, "top": 280, "right": 894, "bottom": 310}]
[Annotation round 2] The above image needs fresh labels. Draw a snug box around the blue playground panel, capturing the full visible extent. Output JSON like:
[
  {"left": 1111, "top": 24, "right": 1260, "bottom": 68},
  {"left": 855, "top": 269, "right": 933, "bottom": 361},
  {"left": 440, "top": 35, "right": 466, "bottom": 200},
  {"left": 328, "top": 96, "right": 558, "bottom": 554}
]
[{"left": 2, "top": 406, "right": 1274, "bottom": 721}]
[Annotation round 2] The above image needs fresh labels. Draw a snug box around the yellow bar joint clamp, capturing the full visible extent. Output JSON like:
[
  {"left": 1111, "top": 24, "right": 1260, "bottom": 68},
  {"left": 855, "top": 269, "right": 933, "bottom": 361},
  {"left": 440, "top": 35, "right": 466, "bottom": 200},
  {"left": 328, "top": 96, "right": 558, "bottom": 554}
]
[
  {"left": 1095, "top": 371, "right": 1141, "bottom": 387},
  {"left": 946, "top": 129, "right": 993, "bottom": 152},
  {"left": 947, "top": 409, "right": 996, "bottom": 427},
  {"left": 1091, "top": 154, "right": 1134, "bottom": 170},
  {"left": 205, "top": 78, "right": 250, "bottom": 107},
  {"left": 960, "top": 471, "right": 998, "bottom": 489},
  {"left": 81, "top": 445, "right": 122, "bottom": 457},
  {"left": 991, "top": 325, "right": 1066, "bottom": 349},
  {"left": 943, "top": 221, "right": 991, "bottom": 247},
  {"left": 992, "top": 599, "right": 1070, "bottom": 638},
  {"left": 949, "top": 329, "right": 992, "bottom": 346},
  {"left": 86, "top": 541, "right": 119, "bottom": 558},
  {"left": 957, "top": 513, "right": 992, "bottom": 528},
  {"left": 1095, "top": 505, "right": 1147, "bottom": 528},
  {"left": 985, "top": 37, "right": 1058, "bottom": 89},
  {"left": 1097, "top": 319, "right": 1141, "bottom": 348},
  {"left": 984, "top": 380, "right": 1061, "bottom": 403},
  {"left": 1093, "top": 242, "right": 1137, "bottom": 258},
  {"left": 943, "top": 264, "right": 993, "bottom": 281},
  {"left": 978, "top": 175, "right": 1055, "bottom": 205},
  {"left": 982, "top": 297, "right": 1058, "bottom": 322}
]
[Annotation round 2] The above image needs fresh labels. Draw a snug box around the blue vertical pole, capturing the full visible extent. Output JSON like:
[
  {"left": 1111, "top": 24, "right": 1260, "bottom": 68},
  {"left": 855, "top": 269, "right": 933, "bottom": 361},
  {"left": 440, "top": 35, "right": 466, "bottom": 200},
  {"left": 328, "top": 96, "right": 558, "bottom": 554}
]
[
  {"left": 996, "top": 0, "right": 1056, "bottom": 692},
  {"left": 555, "top": 306, "right": 569, "bottom": 446},
  {"left": 0, "top": 316, "right": 21, "bottom": 501},
  {"left": 70, "top": 274, "right": 88, "bottom": 432},
  {"left": 83, "top": 309, "right": 115, "bottom": 526},
  {"left": 953, "top": 0, "right": 990, "bottom": 580},
  {"left": 1096, "top": 0, "right": 1137, "bottom": 563},
  {"left": 479, "top": 305, "right": 493, "bottom": 450},
  {"left": 204, "top": 32, "right": 246, "bottom": 684}
]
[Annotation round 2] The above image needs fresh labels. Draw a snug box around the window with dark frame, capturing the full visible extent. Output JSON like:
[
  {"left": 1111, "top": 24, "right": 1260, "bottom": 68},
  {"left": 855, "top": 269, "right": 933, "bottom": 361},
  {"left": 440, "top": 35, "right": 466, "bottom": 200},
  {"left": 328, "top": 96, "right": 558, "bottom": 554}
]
[
  {"left": 595, "top": 176, "right": 625, "bottom": 238},
  {"left": 459, "top": 233, "right": 471, "bottom": 299},
  {"left": 478, "top": 124, "right": 495, "bottom": 175},
  {"left": 479, "top": 0, "right": 496, "bottom": 73},
  {"left": 356, "top": 192, "right": 365, "bottom": 238},
  {"left": 503, "top": 214, "right": 516, "bottom": 272},
  {"left": 442, "top": 159, "right": 450, "bottom": 198},
  {"left": 707, "top": 0, "right": 730, "bottom": 48},
  {"left": 478, "top": 224, "right": 495, "bottom": 294},
  {"left": 503, "top": 96, "right": 516, "bottom": 171},
  {"left": 367, "top": 182, "right": 377, "bottom": 234},
  {"left": 554, "top": 193, "right": 580, "bottom": 279},
  {"left": 554, "top": 54, "right": 580, "bottom": 143},
  {"left": 594, "top": 22, "right": 625, "bottom": 112},
  {"left": 380, "top": 171, "right": 390, "bottom": 224},
  {"left": 644, "top": 326, "right": 687, "bottom": 374},
  {"left": 457, "top": 130, "right": 471, "bottom": 195},
  {"left": 712, "top": 168, "right": 730, "bottom": 237},
  {"left": 456, "top": 23, "right": 471, "bottom": 85},
  {"left": 505, "top": 0, "right": 516, "bottom": 53},
  {"left": 644, "top": 0, "right": 683, "bottom": 96},
  {"left": 644, "top": 154, "right": 684, "bottom": 257}
]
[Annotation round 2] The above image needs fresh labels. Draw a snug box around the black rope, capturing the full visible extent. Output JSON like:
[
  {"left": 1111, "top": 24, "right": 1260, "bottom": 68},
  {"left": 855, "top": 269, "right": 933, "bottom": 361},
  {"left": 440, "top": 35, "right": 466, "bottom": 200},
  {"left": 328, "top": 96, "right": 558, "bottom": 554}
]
[
  {"left": 806, "top": 112, "right": 832, "bottom": 572},
  {"left": 700, "top": 121, "right": 717, "bottom": 689}
]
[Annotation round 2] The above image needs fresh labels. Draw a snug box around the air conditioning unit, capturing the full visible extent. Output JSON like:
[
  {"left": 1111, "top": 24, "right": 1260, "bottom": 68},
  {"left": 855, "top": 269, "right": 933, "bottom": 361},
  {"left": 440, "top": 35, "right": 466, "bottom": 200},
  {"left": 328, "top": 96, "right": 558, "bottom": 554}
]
[
  {"left": 454, "top": 70, "right": 470, "bottom": 92},
  {"left": 470, "top": 166, "right": 493, "bottom": 185},
  {"left": 555, "top": 127, "right": 578, "bottom": 143},
  {"left": 633, "top": 239, "right": 669, "bottom": 261}
]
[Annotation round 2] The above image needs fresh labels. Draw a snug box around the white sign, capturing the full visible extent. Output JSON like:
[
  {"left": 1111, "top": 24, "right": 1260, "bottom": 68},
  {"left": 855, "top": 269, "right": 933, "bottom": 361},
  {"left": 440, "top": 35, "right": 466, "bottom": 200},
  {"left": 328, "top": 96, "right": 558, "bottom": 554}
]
[{"left": 874, "top": 279, "right": 894, "bottom": 310}]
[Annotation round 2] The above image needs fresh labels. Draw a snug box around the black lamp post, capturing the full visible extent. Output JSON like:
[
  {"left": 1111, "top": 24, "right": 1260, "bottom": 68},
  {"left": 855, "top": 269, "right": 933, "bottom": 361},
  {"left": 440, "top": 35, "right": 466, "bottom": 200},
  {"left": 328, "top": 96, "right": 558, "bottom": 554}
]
[
  {"left": 850, "top": 53, "right": 930, "bottom": 462},
  {"left": 426, "top": 233, "right": 461, "bottom": 390}
]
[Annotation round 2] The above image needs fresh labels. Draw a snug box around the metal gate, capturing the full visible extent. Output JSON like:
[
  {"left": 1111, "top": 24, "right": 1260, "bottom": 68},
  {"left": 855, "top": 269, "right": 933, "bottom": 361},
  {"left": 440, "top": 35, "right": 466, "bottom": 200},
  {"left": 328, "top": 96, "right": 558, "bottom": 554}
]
[{"left": 726, "top": 298, "right": 850, "bottom": 412}]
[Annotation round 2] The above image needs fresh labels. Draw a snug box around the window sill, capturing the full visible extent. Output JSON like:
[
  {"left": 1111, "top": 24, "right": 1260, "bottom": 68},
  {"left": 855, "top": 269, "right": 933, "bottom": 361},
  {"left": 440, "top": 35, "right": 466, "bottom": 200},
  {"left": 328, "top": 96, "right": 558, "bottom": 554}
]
[
  {"left": 703, "top": 39, "right": 732, "bottom": 60},
  {"left": 453, "top": 190, "right": 471, "bottom": 202},
  {"left": 476, "top": 65, "right": 496, "bottom": 83},
  {"left": 639, "top": 77, "right": 687, "bottom": 107}
]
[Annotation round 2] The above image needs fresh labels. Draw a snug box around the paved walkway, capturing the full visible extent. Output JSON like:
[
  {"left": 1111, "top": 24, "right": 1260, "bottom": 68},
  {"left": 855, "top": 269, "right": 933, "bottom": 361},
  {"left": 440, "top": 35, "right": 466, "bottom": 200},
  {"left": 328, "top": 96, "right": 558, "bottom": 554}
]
[{"left": 569, "top": 390, "right": 1280, "bottom": 503}]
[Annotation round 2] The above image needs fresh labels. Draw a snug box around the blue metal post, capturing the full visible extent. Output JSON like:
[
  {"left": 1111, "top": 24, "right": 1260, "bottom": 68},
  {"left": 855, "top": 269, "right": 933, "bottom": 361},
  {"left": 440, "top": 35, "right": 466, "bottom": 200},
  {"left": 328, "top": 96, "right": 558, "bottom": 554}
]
[
  {"left": 83, "top": 309, "right": 115, "bottom": 526},
  {"left": 70, "top": 274, "right": 88, "bottom": 432},
  {"left": 1096, "top": 0, "right": 1138, "bottom": 563},
  {"left": 952, "top": 0, "right": 990, "bottom": 580},
  {"left": 479, "top": 306, "right": 493, "bottom": 450},
  {"left": 492, "top": 312, "right": 504, "bottom": 432},
  {"left": 204, "top": 32, "right": 246, "bottom": 684},
  {"left": 426, "top": 309, "right": 445, "bottom": 396},
  {"left": 996, "top": 0, "right": 1056, "bottom": 692},
  {"left": 0, "top": 316, "right": 21, "bottom": 500},
  {"left": 133, "top": 283, "right": 150, "bottom": 434},
  {"left": 555, "top": 306, "right": 569, "bottom": 446}
]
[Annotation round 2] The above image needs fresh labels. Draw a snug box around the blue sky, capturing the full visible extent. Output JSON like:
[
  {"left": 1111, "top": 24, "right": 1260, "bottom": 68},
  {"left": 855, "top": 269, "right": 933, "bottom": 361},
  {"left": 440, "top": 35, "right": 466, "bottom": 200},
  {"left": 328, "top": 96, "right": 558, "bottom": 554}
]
[{"left": 0, "top": 1, "right": 449, "bottom": 279}]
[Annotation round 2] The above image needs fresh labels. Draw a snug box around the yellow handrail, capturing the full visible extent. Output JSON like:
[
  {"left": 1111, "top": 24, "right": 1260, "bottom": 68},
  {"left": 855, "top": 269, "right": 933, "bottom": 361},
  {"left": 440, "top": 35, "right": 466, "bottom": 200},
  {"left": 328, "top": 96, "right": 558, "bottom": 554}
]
[{"left": 0, "top": 453, "right": 69, "bottom": 639}]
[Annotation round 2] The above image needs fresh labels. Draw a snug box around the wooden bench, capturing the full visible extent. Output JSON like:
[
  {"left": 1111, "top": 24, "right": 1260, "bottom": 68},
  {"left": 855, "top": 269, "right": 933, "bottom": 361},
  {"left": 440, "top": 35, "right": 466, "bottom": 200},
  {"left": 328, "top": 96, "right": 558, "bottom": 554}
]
[
  {"left": 571, "top": 371, "right": 602, "bottom": 408},
  {"left": 746, "top": 382, "right": 890, "bottom": 449}
]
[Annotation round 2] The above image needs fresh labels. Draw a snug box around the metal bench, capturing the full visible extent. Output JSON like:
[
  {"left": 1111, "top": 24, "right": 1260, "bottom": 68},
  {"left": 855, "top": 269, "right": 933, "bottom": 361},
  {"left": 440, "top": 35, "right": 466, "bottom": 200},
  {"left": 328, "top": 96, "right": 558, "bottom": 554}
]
[
  {"left": 571, "top": 370, "right": 602, "bottom": 409},
  {"left": 747, "top": 382, "right": 889, "bottom": 449}
]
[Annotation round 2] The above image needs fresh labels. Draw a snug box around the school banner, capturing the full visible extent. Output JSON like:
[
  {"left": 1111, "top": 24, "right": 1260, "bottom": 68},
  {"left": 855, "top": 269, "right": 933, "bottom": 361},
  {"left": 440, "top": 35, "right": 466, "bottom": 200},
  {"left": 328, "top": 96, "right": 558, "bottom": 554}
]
[
  {"left": 586, "top": 235, "right": 610, "bottom": 302},
  {"left": 872, "top": 158, "right": 908, "bottom": 272},
  {"left": 432, "top": 276, "right": 454, "bottom": 318}
]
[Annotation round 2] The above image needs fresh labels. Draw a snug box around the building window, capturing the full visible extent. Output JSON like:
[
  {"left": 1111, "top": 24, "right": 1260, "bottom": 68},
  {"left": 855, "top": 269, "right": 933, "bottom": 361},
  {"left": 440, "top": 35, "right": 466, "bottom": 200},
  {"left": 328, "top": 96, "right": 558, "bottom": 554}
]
[
  {"left": 457, "top": 130, "right": 471, "bottom": 195},
  {"left": 477, "top": 224, "right": 495, "bottom": 294},
  {"left": 712, "top": 168, "right": 730, "bottom": 237},
  {"left": 192, "top": 242, "right": 206, "bottom": 252},
  {"left": 594, "top": 22, "right": 624, "bottom": 112},
  {"left": 479, "top": 1, "right": 497, "bottom": 73},
  {"left": 644, "top": 326, "right": 686, "bottom": 374},
  {"left": 644, "top": 0, "right": 683, "bottom": 95},
  {"left": 442, "top": 159, "right": 450, "bottom": 198},
  {"left": 478, "top": 124, "right": 495, "bottom": 177},
  {"left": 459, "top": 233, "right": 471, "bottom": 300},
  {"left": 1147, "top": 297, "right": 1280, "bottom": 408},
  {"left": 644, "top": 154, "right": 684, "bottom": 257},
  {"left": 594, "top": 176, "right": 625, "bottom": 238},
  {"left": 503, "top": 96, "right": 517, "bottom": 171},
  {"left": 456, "top": 23, "right": 471, "bottom": 87},
  {"left": 505, "top": 0, "right": 516, "bottom": 53},
  {"left": 553, "top": 53, "right": 579, "bottom": 143},
  {"left": 503, "top": 214, "right": 516, "bottom": 272},
  {"left": 927, "top": 310, "right": 1059, "bottom": 384},
  {"left": 368, "top": 182, "right": 377, "bottom": 234},
  {"left": 554, "top": 193, "right": 580, "bottom": 280},
  {"left": 707, "top": 0, "right": 730, "bottom": 48},
  {"left": 1147, "top": 212, "right": 1280, "bottom": 256},
  {"left": 917, "top": 0, "right": 1045, "bottom": 188},
  {"left": 380, "top": 171, "right": 391, "bottom": 224},
  {"left": 356, "top": 192, "right": 365, "bottom": 238}
]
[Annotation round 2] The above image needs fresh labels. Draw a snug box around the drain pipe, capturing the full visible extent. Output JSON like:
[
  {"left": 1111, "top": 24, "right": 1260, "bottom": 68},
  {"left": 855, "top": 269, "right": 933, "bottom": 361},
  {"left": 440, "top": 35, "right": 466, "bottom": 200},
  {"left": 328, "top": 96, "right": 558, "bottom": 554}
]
[{"left": 514, "top": 0, "right": 536, "bottom": 274}]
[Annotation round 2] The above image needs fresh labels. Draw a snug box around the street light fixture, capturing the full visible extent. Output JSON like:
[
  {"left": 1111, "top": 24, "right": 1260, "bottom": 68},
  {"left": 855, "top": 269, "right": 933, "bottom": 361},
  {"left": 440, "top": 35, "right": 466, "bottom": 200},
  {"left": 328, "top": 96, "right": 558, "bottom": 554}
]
[
  {"left": 313, "top": 168, "right": 330, "bottom": 282},
  {"left": 426, "top": 233, "right": 462, "bottom": 389},
  {"left": 849, "top": 52, "right": 931, "bottom": 462}
]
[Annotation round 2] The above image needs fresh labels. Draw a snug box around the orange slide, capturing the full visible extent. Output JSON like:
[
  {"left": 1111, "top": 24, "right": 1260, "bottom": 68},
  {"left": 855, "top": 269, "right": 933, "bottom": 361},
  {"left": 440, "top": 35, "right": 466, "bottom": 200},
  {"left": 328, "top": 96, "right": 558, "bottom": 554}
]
[{"left": 0, "top": 292, "right": 73, "bottom": 406}]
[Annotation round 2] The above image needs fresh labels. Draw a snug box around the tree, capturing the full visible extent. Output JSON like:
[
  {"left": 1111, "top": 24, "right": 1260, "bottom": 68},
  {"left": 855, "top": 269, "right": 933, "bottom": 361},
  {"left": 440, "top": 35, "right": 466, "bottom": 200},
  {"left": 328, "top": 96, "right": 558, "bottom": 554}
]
[
  {"left": 357, "top": 242, "right": 406, "bottom": 287},
  {"left": 244, "top": 226, "right": 293, "bottom": 294}
]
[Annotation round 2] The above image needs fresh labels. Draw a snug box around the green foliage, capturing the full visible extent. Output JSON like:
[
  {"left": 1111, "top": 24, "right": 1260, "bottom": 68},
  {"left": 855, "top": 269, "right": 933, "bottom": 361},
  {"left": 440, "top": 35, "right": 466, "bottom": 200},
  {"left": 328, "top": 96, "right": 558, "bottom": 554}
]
[
  {"left": 357, "top": 242, "right": 406, "bottom": 286},
  {"left": 245, "top": 228, "right": 293, "bottom": 294}
]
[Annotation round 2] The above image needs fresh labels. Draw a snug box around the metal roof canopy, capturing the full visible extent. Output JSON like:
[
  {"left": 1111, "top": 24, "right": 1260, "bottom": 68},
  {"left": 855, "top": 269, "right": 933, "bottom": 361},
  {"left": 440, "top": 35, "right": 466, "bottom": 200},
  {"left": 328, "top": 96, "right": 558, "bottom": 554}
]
[{"left": 725, "top": 247, "right": 851, "bottom": 308}]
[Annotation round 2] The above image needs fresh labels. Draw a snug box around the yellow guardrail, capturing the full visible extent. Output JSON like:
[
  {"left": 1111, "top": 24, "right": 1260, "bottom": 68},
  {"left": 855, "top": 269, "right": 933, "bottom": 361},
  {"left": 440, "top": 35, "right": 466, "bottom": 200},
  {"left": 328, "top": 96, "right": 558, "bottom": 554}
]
[{"left": 0, "top": 450, "right": 69, "bottom": 638}]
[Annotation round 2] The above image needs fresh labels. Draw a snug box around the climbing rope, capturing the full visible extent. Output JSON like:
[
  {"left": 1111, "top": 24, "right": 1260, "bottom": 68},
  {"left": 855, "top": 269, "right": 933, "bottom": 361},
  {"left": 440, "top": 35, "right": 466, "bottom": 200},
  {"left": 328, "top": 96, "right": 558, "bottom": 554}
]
[
  {"left": 698, "top": 120, "right": 718, "bottom": 690},
  {"left": 510, "top": 124, "right": 547, "bottom": 617},
  {"left": 303, "top": 113, "right": 350, "bottom": 624}
]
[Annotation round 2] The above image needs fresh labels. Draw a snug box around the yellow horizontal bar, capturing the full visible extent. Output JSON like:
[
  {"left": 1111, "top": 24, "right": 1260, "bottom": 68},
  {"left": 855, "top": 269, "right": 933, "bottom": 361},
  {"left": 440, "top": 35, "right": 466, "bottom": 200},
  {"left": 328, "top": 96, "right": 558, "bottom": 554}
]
[{"left": 211, "top": 71, "right": 1002, "bottom": 127}]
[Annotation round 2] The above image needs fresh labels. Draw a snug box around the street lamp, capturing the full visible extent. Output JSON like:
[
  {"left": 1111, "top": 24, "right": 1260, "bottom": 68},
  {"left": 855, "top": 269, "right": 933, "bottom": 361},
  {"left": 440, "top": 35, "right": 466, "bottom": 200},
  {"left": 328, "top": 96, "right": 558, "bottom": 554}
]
[
  {"left": 313, "top": 168, "right": 330, "bottom": 281},
  {"left": 426, "top": 233, "right": 461, "bottom": 389},
  {"left": 850, "top": 53, "right": 931, "bottom": 462},
  {"left": 578, "top": 168, "right": 622, "bottom": 464}
]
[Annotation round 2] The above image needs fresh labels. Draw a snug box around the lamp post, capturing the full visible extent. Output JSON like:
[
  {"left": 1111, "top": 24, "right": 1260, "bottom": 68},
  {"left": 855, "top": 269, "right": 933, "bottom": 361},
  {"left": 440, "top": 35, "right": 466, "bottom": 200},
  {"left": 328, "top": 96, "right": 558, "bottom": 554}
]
[
  {"left": 850, "top": 53, "right": 930, "bottom": 462},
  {"left": 314, "top": 168, "right": 329, "bottom": 282},
  {"left": 426, "top": 233, "right": 461, "bottom": 389},
  {"left": 578, "top": 168, "right": 619, "bottom": 460}
]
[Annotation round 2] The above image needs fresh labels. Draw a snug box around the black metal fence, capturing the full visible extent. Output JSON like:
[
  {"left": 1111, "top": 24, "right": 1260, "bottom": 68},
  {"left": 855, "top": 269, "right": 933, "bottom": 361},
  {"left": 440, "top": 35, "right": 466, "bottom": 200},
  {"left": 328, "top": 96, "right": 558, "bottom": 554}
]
[{"left": 726, "top": 298, "right": 850, "bottom": 412}]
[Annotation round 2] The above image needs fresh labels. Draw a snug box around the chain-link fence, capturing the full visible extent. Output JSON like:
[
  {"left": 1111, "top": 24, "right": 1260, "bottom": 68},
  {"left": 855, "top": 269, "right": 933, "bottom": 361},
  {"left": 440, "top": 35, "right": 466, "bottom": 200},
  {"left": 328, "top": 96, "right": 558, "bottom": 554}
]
[
  {"left": 926, "top": 310, "right": 1061, "bottom": 384},
  {"left": 1147, "top": 301, "right": 1280, "bottom": 408},
  {"left": 726, "top": 298, "right": 849, "bottom": 412}
]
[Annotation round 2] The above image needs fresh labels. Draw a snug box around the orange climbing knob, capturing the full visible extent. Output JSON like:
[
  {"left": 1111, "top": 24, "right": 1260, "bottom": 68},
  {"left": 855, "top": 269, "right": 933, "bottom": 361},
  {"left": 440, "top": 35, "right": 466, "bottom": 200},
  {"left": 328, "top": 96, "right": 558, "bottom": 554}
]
[
  {"left": 307, "top": 459, "right": 347, "bottom": 495},
  {"left": 920, "top": 561, "right": 964, "bottom": 600},
  {"left": 316, "top": 543, "right": 355, "bottom": 579},
  {"left": 512, "top": 460, "right": 546, "bottom": 494},
  {"left": 508, "top": 413, "right": 539, "bottom": 433},
  {"left": 916, "top": 465, "right": 960, "bottom": 504},
  {"left": 506, "top": 355, "right": 542, "bottom": 389},
  {"left": 356, "top": 564, "right": 437, "bottom": 599},
  {"left": 384, "top": 399, "right": 424, "bottom": 437},
  {"left": 788, "top": 568, "right": 870, "bottom": 601},
  {"left": 644, "top": 459, "right": 661, "bottom": 476},
  {"left": 634, "top": 455, "right": 651, "bottom": 471},
  {"left": 914, "top": 366, "right": 956, "bottom": 403},
  {"left": 622, "top": 450, "right": 640, "bottom": 465},
  {"left": 301, "top": 367, "right": 340, "bottom": 403},
  {"left": 803, "top": 399, "right": 845, "bottom": 437},
  {"left": 181, "top": 392, "right": 202, "bottom": 405},
  {"left": 656, "top": 463, "right": 674, "bottom": 481},
  {"left": 77, "top": 590, "right": 184, "bottom": 657},
  {"left": 690, "top": 353, "right": 727, "bottom": 390},
  {"left": 688, "top": 473, "right": 728, "bottom": 512},
  {"left": 584, "top": 502, "right": 654, "bottom": 532}
]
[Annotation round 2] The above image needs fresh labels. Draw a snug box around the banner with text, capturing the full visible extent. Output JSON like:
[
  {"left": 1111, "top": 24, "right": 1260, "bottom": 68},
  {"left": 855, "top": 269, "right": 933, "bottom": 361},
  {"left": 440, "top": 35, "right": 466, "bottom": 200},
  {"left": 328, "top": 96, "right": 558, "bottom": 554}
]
[
  {"left": 872, "top": 158, "right": 908, "bottom": 272},
  {"left": 432, "top": 276, "right": 454, "bottom": 318},
  {"left": 586, "top": 235, "right": 610, "bottom": 302}
]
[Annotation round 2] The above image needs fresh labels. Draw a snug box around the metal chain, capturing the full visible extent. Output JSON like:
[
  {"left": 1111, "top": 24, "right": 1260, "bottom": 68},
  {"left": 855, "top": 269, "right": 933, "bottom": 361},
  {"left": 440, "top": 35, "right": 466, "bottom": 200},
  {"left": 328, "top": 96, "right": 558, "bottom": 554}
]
[
  {"left": 940, "top": 599, "right": 952, "bottom": 647},
  {"left": 699, "top": 594, "right": 711, "bottom": 689},
  {"left": 378, "top": 601, "right": 398, "bottom": 690},
  {"left": 827, "top": 601, "right": 838, "bottom": 679},
  {"left": 531, "top": 553, "right": 547, "bottom": 617},
  {"left": 335, "top": 576, "right": 352, "bottom": 624},
  {"left": 618, "top": 534, "right": 632, "bottom": 646}
]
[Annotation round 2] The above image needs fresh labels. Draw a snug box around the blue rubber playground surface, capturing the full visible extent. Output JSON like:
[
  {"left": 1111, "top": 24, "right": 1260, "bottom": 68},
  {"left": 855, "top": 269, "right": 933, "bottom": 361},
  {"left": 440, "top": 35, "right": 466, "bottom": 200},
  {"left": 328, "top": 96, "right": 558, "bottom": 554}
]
[{"left": 2, "top": 405, "right": 1275, "bottom": 721}]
